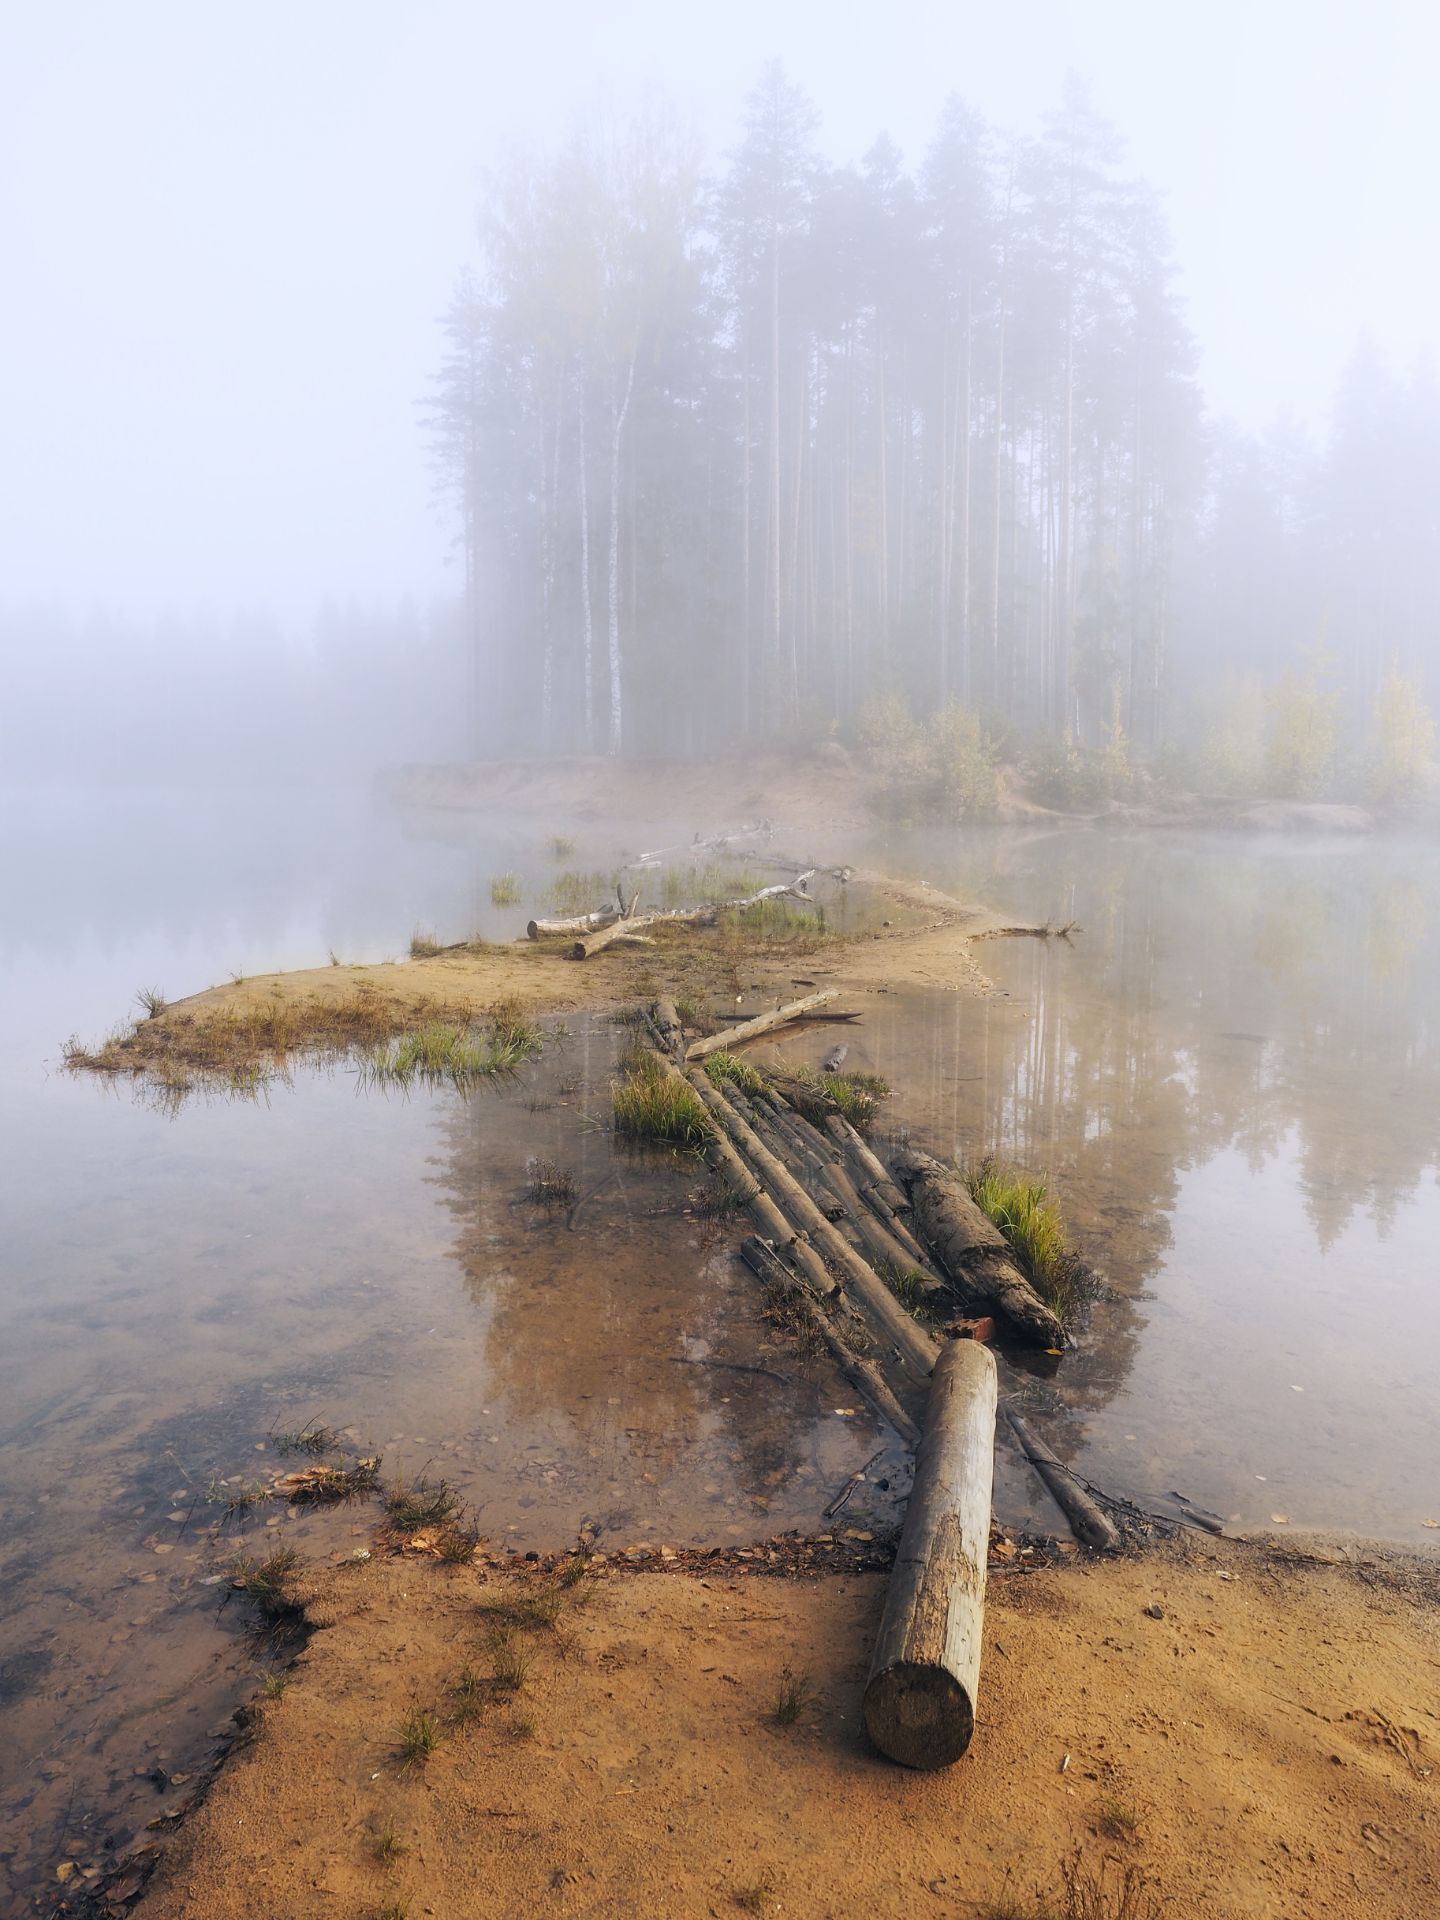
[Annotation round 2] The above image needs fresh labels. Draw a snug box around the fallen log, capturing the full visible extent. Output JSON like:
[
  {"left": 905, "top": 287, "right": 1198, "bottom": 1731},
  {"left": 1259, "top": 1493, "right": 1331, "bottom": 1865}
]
[
  {"left": 891, "top": 1149, "right": 1068, "bottom": 1350},
  {"left": 650, "top": 998, "right": 683, "bottom": 1058},
  {"left": 739, "top": 1236, "right": 920, "bottom": 1448},
  {"left": 526, "top": 907, "right": 620, "bottom": 939},
  {"left": 1005, "top": 1409, "right": 1120, "bottom": 1552},
  {"left": 823, "top": 1114, "right": 910, "bottom": 1215},
  {"left": 689, "top": 1071, "right": 938, "bottom": 1380},
  {"left": 569, "top": 879, "right": 814, "bottom": 961},
  {"left": 643, "top": 1051, "right": 838, "bottom": 1302},
  {"left": 685, "top": 990, "right": 838, "bottom": 1061},
  {"left": 819, "top": 1161, "right": 947, "bottom": 1298},
  {"left": 863, "top": 1338, "right": 998, "bottom": 1769}
]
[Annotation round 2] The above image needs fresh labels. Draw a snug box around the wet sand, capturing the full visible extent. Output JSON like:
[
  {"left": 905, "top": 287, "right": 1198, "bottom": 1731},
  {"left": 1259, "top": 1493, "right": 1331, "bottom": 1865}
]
[{"left": 133, "top": 1533, "right": 1440, "bottom": 1920}]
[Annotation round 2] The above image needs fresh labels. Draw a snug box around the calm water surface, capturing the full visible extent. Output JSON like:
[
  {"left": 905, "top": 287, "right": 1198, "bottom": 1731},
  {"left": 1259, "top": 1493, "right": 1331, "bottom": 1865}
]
[{"left": 1, "top": 788, "right": 1436, "bottom": 1912}]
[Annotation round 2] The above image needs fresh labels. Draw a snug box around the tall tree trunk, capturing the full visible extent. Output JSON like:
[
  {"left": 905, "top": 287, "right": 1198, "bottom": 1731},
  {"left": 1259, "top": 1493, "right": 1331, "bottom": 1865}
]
[
  {"left": 769, "top": 226, "right": 782, "bottom": 712},
  {"left": 577, "top": 373, "right": 595, "bottom": 751},
  {"left": 607, "top": 350, "right": 636, "bottom": 757}
]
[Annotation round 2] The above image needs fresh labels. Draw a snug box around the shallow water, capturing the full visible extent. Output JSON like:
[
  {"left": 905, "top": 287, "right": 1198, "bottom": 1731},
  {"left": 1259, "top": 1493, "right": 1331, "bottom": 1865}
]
[
  {"left": 854, "top": 825, "right": 1440, "bottom": 1541},
  {"left": 2, "top": 790, "right": 1436, "bottom": 1913},
  {"left": 0, "top": 788, "right": 900, "bottom": 1915}
]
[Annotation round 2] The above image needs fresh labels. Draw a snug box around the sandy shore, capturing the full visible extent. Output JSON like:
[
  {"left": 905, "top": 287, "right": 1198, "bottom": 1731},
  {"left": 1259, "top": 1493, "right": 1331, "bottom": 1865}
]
[{"left": 131, "top": 1532, "right": 1439, "bottom": 1920}]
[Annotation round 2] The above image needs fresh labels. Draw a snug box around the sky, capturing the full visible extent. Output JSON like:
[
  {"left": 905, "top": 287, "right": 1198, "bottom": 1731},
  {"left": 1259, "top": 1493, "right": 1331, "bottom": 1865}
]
[{"left": 2, "top": 0, "right": 1435, "bottom": 625}]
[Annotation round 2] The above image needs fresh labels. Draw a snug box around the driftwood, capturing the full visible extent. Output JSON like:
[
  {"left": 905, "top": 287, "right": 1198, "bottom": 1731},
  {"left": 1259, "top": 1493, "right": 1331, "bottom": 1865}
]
[
  {"left": 527, "top": 907, "right": 620, "bottom": 939},
  {"left": 643, "top": 1051, "right": 838, "bottom": 1303},
  {"left": 739, "top": 1236, "right": 921, "bottom": 1448},
  {"left": 819, "top": 1160, "right": 947, "bottom": 1297},
  {"left": 823, "top": 1115, "right": 908, "bottom": 1215},
  {"left": 569, "top": 878, "right": 814, "bottom": 961},
  {"left": 863, "top": 1339, "right": 998, "bottom": 1769},
  {"left": 685, "top": 989, "right": 838, "bottom": 1061},
  {"left": 1005, "top": 1409, "right": 1119, "bottom": 1551},
  {"left": 636, "top": 820, "right": 772, "bottom": 864},
  {"left": 690, "top": 1070, "right": 938, "bottom": 1380},
  {"left": 650, "top": 998, "right": 683, "bottom": 1057},
  {"left": 892, "top": 1149, "right": 1068, "bottom": 1349}
]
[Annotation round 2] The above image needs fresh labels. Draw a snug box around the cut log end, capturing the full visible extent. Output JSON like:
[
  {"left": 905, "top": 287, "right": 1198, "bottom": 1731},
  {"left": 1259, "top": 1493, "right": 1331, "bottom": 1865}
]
[{"left": 862, "top": 1662, "right": 976, "bottom": 1770}]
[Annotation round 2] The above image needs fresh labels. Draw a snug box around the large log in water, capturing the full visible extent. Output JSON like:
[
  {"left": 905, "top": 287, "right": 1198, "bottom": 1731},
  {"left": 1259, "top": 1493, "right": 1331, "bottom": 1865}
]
[
  {"left": 684, "top": 990, "right": 838, "bottom": 1061},
  {"left": 863, "top": 1339, "right": 998, "bottom": 1769},
  {"left": 689, "top": 1071, "right": 938, "bottom": 1380},
  {"left": 891, "top": 1149, "right": 1067, "bottom": 1349}
]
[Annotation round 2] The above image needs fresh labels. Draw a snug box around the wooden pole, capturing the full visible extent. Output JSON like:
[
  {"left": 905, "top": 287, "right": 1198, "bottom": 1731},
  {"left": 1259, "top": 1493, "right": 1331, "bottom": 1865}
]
[
  {"left": 688, "top": 1071, "right": 938, "bottom": 1380},
  {"left": 739, "top": 1236, "right": 921, "bottom": 1448},
  {"left": 1005, "top": 1409, "right": 1119, "bottom": 1551},
  {"left": 644, "top": 1051, "right": 838, "bottom": 1302},
  {"left": 685, "top": 990, "right": 838, "bottom": 1061},
  {"left": 863, "top": 1339, "right": 998, "bottom": 1769}
]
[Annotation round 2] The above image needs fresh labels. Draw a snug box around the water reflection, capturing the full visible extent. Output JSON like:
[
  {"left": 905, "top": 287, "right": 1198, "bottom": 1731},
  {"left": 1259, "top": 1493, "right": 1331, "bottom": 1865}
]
[{"left": 851, "top": 827, "right": 1440, "bottom": 1538}]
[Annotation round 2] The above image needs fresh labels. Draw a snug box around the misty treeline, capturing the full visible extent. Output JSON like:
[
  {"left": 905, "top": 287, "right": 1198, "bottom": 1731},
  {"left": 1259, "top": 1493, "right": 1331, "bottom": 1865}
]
[{"left": 429, "top": 65, "right": 1438, "bottom": 803}]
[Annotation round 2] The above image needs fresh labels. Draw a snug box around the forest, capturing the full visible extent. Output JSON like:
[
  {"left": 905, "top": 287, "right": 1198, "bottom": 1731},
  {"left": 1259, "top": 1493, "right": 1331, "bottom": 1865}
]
[{"left": 427, "top": 65, "right": 1439, "bottom": 802}]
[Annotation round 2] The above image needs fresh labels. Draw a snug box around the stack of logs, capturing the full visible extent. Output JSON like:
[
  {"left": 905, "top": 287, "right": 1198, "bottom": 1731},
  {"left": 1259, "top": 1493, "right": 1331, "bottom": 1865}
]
[{"left": 640, "top": 989, "right": 1119, "bottom": 1769}]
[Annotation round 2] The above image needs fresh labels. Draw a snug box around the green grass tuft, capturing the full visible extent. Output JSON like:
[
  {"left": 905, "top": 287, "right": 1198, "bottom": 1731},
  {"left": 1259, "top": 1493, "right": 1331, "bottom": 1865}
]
[
  {"left": 372, "top": 1815, "right": 408, "bottom": 1865},
  {"left": 489, "top": 873, "right": 523, "bottom": 907},
  {"left": 771, "top": 1664, "right": 813, "bottom": 1725},
  {"left": 135, "top": 987, "right": 167, "bottom": 1019},
  {"left": 409, "top": 928, "right": 444, "bottom": 958},
  {"left": 612, "top": 1050, "right": 710, "bottom": 1149},
  {"left": 229, "top": 1547, "right": 302, "bottom": 1622},
  {"left": 396, "top": 1704, "right": 443, "bottom": 1767},
  {"left": 704, "top": 1050, "right": 765, "bottom": 1096},
  {"left": 383, "top": 1476, "right": 462, "bottom": 1531},
  {"left": 966, "top": 1156, "right": 1094, "bottom": 1326},
  {"left": 358, "top": 1005, "right": 540, "bottom": 1091}
]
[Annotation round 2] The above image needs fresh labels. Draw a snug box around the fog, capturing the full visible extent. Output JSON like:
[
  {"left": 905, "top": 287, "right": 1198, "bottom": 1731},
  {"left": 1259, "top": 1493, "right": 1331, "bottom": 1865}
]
[{"left": 3, "top": 1, "right": 1438, "bottom": 787}]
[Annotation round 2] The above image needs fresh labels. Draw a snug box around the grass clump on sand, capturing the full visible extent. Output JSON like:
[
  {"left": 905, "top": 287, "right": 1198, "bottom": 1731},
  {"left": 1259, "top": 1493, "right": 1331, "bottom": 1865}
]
[
  {"left": 544, "top": 869, "right": 617, "bottom": 915},
  {"left": 966, "top": 1156, "right": 1095, "bottom": 1326},
  {"left": 383, "top": 1476, "right": 462, "bottom": 1532},
  {"left": 977, "top": 1849, "right": 1161, "bottom": 1920},
  {"left": 396, "top": 1704, "right": 443, "bottom": 1768},
  {"left": 64, "top": 982, "right": 503, "bottom": 1094},
  {"left": 135, "top": 986, "right": 167, "bottom": 1019},
  {"left": 721, "top": 896, "right": 824, "bottom": 948},
  {"left": 659, "top": 861, "right": 762, "bottom": 904},
  {"left": 229, "top": 1547, "right": 303, "bottom": 1623},
  {"left": 408, "top": 928, "right": 445, "bottom": 959},
  {"left": 489, "top": 873, "right": 523, "bottom": 907},
  {"left": 771, "top": 1665, "right": 813, "bottom": 1725},
  {"left": 704, "top": 1050, "right": 765, "bottom": 1096},
  {"left": 612, "top": 1049, "right": 710, "bottom": 1149},
  {"left": 359, "top": 1005, "right": 541, "bottom": 1091},
  {"left": 371, "top": 1815, "right": 409, "bottom": 1865}
]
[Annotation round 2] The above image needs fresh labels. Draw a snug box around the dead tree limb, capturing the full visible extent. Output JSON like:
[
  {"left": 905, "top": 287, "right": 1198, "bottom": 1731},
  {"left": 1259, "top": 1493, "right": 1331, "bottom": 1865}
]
[
  {"left": 739, "top": 1236, "right": 920, "bottom": 1448},
  {"left": 1005, "top": 1409, "right": 1119, "bottom": 1551},
  {"left": 685, "top": 990, "right": 838, "bottom": 1060}
]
